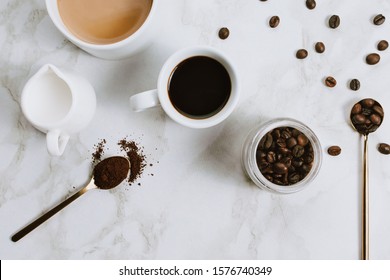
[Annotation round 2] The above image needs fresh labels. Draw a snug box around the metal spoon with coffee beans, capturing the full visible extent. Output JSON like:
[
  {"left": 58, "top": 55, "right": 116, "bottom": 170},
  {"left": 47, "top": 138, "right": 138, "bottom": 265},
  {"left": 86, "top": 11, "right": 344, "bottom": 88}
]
[
  {"left": 350, "top": 98, "right": 384, "bottom": 260},
  {"left": 11, "top": 156, "right": 130, "bottom": 242}
]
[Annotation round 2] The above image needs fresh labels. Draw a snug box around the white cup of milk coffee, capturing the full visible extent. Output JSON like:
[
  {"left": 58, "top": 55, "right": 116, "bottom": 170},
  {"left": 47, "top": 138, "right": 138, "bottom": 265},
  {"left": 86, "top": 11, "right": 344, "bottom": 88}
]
[
  {"left": 130, "top": 46, "right": 240, "bottom": 128},
  {"left": 21, "top": 64, "right": 96, "bottom": 156},
  {"left": 46, "top": 0, "right": 157, "bottom": 59}
]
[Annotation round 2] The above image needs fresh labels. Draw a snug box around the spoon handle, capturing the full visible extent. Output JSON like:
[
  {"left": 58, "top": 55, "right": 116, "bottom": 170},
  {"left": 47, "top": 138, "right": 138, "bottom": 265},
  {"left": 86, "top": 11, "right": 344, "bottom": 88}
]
[
  {"left": 362, "top": 134, "right": 369, "bottom": 260},
  {"left": 11, "top": 187, "right": 89, "bottom": 242}
]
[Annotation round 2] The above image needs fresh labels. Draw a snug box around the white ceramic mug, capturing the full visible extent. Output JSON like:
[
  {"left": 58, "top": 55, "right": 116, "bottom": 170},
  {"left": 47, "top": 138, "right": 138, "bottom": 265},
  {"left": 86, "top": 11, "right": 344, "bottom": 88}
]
[
  {"left": 21, "top": 64, "right": 96, "bottom": 156},
  {"left": 130, "top": 46, "right": 240, "bottom": 129},
  {"left": 45, "top": 0, "right": 158, "bottom": 60}
]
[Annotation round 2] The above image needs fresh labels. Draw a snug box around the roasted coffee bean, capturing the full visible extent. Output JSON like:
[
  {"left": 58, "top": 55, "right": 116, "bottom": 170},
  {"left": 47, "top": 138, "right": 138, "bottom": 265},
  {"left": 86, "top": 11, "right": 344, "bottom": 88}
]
[
  {"left": 258, "top": 161, "right": 269, "bottom": 171},
  {"left": 256, "top": 150, "right": 266, "bottom": 158},
  {"left": 304, "top": 154, "right": 314, "bottom": 163},
  {"left": 267, "top": 151, "right": 276, "bottom": 163},
  {"left": 353, "top": 114, "right": 366, "bottom": 124},
  {"left": 288, "top": 173, "right": 300, "bottom": 184},
  {"left": 296, "top": 49, "right": 308, "bottom": 59},
  {"left": 272, "top": 129, "right": 281, "bottom": 139},
  {"left": 279, "top": 147, "right": 291, "bottom": 155},
  {"left": 281, "top": 130, "right": 291, "bottom": 139},
  {"left": 327, "top": 146, "right": 341, "bottom": 156},
  {"left": 373, "top": 14, "right": 386, "bottom": 25},
  {"left": 276, "top": 138, "right": 286, "bottom": 148},
  {"left": 292, "top": 158, "right": 304, "bottom": 168},
  {"left": 378, "top": 143, "right": 390, "bottom": 155},
  {"left": 218, "top": 27, "right": 229, "bottom": 40},
  {"left": 315, "top": 42, "right": 325, "bottom": 53},
  {"left": 350, "top": 79, "right": 360, "bottom": 91},
  {"left": 362, "top": 107, "right": 373, "bottom": 116},
  {"left": 297, "top": 134, "right": 309, "bottom": 146},
  {"left": 370, "top": 114, "right": 382, "bottom": 125},
  {"left": 274, "top": 162, "right": 288, "bottom": 174},
  {"left": 306, "top": 0, "right": 316, "bottom": 10},
  {"left": 351, "top": 103, "right": 362, "bottom": 115},
  {"left": 325, "top": 76, "right": 337, "bottom": 87},
  {"left": 301, "top": 164, "right": 311, "bottom": 174},
  {"left": 274, "top": 179, "right": 285, "bottom": 185},
  {"left": 329, "top": 15, "right": 340, "bottom": 29},
  {"left": 287, "top": 137, "right": 297, "bottom": 148},
  {"left": 292, "top": 145, "right": 305, "bottom": 158},
  {"left": 366, "top": 53, "right": 380, "bottom": 65},
  {"left": 292, "top": 129, "right": 300, "bottom": 138},
  {"left": 378, "top": 40, "right": 388, "bottom": 51},
  {"left": 269, "top": 16, "right": 280, "bottom": 28},
  {"left": 361, "top": 98, "right": 375, "bottom": 108},
  {"left": 373, "top": 105, "right": 384, "bottom": 117},
  {"left": 280, "top": 157, "right": 292, "bottom": 167},
  {"left": 264, "top": 133, "right": 273, "bottom": 149}
]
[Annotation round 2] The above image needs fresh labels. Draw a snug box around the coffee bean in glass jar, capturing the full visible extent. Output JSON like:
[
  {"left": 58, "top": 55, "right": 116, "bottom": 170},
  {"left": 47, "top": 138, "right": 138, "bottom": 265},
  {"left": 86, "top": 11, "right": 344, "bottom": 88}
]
[
  {"left": 242, "top": 119, "right": 322, "bottom": 194},
  {"left": 256, "top": 126, "right": 315, "bottom": 186}
]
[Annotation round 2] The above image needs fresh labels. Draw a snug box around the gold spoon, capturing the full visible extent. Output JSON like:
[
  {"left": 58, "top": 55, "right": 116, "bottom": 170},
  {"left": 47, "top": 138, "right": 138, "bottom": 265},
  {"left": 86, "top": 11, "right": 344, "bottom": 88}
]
[
  {"left": 350, "top": 98, "right": 384, "bottom": 260},
  {"left": 11, "top": 156, "right": 130, "bottom": 242}
]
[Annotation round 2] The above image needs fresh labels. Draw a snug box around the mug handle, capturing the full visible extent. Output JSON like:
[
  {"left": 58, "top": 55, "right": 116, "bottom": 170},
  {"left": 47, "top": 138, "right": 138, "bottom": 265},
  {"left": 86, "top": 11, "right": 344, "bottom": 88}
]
[
  {"left": 129, "top": 89, "right": 160, "bottom": 112},
  {"left": 46, "top": 130, "right": 70, "bottom": 156}
]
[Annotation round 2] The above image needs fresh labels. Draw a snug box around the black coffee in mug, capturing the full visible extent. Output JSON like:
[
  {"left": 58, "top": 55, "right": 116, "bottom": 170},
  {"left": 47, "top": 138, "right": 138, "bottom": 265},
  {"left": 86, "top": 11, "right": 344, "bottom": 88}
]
[{"left": 168, "top": 56, "right": 231, "bottom": 119}]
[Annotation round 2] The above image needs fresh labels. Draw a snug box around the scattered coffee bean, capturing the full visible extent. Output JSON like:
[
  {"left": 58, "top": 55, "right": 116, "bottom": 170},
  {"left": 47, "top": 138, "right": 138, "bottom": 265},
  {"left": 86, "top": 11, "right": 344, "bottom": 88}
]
[
  {"left": 378, "top": 40, "right": 388, "bottom": 51},
  {"left": 366, "top": 53, "right": 380, "bottom": 65},
  {"left": 218, "top": 27, "right": 229, "bottom": 40},
  {"left": 350, "top": 98, "right": 383, "bottom": 135},
  {"left": 269, "top": 16, "right": 280, "bottom": 28},
  {"left": 350, "top": 79, "right": 360, "bottom": 91},
  {"left": 378, "top": 143, "right": 390, "bottom": 155},
  {"left": 325, "top": 76, "right": 337, "bottom": 87},
  {"left": 306, "top": 0, "right": 316, "bottom": 10},
  {"left": 373, "top": 14, "right": 386, "bottom": 25},
  {"left": 329, "top": 15, "right": 340, "bottom": 29},
  {"left": 315, "top": 42, "right": 325, "bottom": 53},
  {"left": 327, "top": 146, "right": 341, "bottom": 156},
  {"left": 296, "top": 49, "right": 308, "bottom": 59},
  {"left": 256, "top": 126, "right": 314, "bottom": 186}
]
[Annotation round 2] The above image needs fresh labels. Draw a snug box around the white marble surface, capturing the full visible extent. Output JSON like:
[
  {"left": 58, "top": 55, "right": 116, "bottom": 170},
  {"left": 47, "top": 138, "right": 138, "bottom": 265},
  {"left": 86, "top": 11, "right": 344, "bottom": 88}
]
[{"left": 1, "top": 0, "right": 390, "bottom": 260}]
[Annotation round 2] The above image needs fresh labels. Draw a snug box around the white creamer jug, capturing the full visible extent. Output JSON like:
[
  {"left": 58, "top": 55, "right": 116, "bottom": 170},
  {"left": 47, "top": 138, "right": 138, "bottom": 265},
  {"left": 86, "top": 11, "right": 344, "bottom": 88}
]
[{"left": 21, "top": 64, "right": 96, "bottom": 156}]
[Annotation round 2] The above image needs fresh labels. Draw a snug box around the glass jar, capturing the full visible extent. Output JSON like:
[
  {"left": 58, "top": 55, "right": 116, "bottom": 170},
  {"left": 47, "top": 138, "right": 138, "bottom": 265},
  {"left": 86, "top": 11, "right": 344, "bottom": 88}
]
[{"left": 242, "top": 118, "right": 322, "bottom": 194}]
